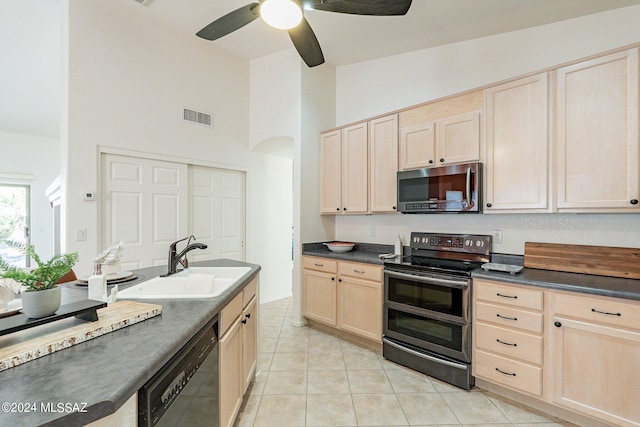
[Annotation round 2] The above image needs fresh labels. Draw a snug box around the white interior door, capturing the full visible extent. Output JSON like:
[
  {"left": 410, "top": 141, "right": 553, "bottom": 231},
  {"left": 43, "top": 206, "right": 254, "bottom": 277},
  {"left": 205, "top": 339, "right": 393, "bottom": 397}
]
[
  {"left": 101, "top": 154, "right": 188, "bottom": 270},
  {"left": 189, "top": 166, "right": 246, "bottom": 262}
]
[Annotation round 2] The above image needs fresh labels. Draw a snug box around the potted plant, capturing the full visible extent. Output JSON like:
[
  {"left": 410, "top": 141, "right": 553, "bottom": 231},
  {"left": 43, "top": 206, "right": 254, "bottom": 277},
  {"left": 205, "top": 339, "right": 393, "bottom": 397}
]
[{"left": 0, "top": 246, "right": 79, "bottom": 318}]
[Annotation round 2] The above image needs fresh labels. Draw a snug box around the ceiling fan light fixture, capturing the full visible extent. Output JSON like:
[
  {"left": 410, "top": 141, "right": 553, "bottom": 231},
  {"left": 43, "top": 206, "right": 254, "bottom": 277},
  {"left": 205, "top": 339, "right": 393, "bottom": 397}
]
[{"left": 260, "top": 0, "right": 302, "bottom": 30}]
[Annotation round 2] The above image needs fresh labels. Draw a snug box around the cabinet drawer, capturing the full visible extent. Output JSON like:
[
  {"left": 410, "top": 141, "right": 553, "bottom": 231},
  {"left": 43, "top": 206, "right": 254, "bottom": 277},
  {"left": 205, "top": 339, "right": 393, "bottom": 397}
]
[
  {"left": 475, "top": 322, "right": 543, "bottom": 365},
  {"left": 475, "top": 302, "right": 543, "bottom": 334},
  {"left": 475, "top": 279, "right": 543, "bottom": 311},
  {"left": 553, "top": 292, "right": 640, "bottom": 331},
  {"left": 475, "top": 350, "right": 542, "bottom": 397},
  {"left": 303, "top": 256, "right": 338, "bottom": 274},
  {"left": 220, "top": 292, "right": 243, "bottom": 336},
  {"left": 243, "top": 277, "right": 257, "bottom": 307},
  {"left": 338, "top": 261, "right": 382, "bottom": 281}
]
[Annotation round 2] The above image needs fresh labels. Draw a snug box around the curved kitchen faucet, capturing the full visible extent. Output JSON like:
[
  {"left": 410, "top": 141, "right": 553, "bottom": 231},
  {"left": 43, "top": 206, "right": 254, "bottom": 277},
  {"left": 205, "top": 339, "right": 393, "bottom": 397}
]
[{"left": 162, "top": 236, "right": 208, "bottom": 276}]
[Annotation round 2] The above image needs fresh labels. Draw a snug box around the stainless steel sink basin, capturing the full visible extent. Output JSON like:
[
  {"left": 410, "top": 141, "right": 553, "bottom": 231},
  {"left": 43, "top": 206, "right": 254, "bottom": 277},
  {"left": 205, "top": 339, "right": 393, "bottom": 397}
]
[{"left": 118, "top": 266, "right": 251, "bottom": 299}]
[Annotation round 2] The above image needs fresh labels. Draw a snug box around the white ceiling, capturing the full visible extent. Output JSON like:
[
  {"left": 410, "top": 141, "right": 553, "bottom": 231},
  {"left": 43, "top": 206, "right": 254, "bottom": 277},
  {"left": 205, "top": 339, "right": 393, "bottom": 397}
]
[
  {"left": 130, "top": 0, "right": 640, "bottom": 66},
  {"left": 3, "top": 0, "right": 640, "bottom": 139}
]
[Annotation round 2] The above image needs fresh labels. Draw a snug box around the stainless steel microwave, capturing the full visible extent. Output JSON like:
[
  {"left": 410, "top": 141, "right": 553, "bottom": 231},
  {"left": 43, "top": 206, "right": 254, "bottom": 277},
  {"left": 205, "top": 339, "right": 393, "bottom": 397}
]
[{"left": 397, "top": 162, "right": 481, "bottom": 213}]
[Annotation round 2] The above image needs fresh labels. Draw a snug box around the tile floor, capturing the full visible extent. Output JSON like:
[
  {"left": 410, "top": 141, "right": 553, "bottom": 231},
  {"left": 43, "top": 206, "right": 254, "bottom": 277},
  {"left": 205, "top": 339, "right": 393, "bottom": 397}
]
[{"left": 235, "top": 297, "right": 576, "bottom": 427}]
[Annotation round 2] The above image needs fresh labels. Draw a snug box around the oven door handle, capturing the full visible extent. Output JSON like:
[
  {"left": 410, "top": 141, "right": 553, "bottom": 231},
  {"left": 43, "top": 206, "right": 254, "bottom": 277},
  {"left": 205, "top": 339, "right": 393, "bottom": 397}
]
[
  {"left": 383, "top": 338, "right": 469, "bottom": 370},
  {"left": 385, "top": 270, "right": 468, "bottom": 289}
]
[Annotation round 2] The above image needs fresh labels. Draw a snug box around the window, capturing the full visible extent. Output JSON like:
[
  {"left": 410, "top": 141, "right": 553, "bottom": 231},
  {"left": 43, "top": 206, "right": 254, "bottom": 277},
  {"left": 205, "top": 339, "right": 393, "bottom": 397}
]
[{"left": 0, "top": 184, "right": 30, "bottom": 268}]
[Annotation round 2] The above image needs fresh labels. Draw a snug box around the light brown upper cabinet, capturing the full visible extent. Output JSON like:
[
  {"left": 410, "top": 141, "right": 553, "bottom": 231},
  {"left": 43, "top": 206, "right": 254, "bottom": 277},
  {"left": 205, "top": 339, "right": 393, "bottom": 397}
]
[
  {"left": 369, "top": 115, "right": 399, "bottom": 213},
  {"left": 320, "top": 122, "right": 369, "bottom": 214},
  {"left": 555, "top": 48, "right": 639, "bottom": 212},
  {"left": 399, "top": 91, "right": 483, "bottom": 170},
  {"left": 484, "top": 73, "right": 551, "bottom": 212}
]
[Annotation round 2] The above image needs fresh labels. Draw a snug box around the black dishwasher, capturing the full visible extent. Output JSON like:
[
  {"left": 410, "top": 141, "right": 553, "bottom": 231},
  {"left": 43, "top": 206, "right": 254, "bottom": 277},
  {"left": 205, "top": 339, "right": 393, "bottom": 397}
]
[{"left": 138, "top": 316, "right": 219, "bottom": 427}]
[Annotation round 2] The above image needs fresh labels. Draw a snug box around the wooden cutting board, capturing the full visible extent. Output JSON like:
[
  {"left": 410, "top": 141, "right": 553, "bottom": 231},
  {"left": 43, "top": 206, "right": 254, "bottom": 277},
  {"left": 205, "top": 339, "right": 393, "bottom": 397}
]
[
  {"left": 0, "top": 300, "right": 162, "bottom": 372},
  {"left": 524, "top": 242, "right": 640, "bottom": 280}
]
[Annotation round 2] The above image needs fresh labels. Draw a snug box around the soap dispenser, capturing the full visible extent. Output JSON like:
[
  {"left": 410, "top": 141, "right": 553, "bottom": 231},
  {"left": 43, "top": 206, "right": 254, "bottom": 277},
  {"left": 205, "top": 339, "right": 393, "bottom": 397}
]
[
  {"left": 88, "top": 263, "right": 107, "bottom": 302},
  {"left": 395, "top": 235, "right": 403, "bottom": 257}
]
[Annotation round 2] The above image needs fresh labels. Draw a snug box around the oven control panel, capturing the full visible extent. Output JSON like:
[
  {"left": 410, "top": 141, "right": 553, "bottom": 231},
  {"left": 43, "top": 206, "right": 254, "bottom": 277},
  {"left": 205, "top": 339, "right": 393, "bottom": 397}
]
[{"left": 410, "top": 233, "right": 491, "bottom": 255}]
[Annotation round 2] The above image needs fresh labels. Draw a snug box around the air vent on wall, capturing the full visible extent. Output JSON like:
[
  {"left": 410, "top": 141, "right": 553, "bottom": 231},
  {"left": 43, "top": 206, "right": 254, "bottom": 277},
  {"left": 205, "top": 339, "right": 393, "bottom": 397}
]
[
  {"left": 182, "top": 107, "right": 213, "bottom": 128},
  {"left": 132, "top": 0, "right": 154, "bottom": 6}
]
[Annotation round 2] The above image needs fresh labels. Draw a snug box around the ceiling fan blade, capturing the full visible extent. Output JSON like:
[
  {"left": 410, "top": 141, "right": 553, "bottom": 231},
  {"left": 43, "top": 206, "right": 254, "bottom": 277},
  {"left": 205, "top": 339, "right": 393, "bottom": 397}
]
[
  {"left": 196, "top": 3, "right": 260, "bottom": 41},
  {"left": 288, "top": 17, "right": 325, "bottom": 67},
  {"left": 306, "top": 0, "right": 412, "bottom": 16}
]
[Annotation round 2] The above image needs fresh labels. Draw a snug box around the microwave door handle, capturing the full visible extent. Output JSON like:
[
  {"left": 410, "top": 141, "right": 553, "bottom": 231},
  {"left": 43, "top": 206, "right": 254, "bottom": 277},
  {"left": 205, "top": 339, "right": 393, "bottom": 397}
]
[{"left": 465, "top": 167, "right": 471, "bottom": 207}]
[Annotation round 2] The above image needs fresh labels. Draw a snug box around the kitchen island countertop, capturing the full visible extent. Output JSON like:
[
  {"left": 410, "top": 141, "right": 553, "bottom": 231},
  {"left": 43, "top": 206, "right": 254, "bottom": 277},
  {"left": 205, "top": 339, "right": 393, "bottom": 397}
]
[{"left": 0, "top": 258, "right": 260, "bottom": 427}]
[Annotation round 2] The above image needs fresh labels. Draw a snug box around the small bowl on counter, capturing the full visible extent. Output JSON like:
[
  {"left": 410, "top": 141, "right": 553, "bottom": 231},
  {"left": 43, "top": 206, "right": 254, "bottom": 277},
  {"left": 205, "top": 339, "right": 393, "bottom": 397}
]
[{"left": 323, "top": 242, "right": 355, "bottom": 253}]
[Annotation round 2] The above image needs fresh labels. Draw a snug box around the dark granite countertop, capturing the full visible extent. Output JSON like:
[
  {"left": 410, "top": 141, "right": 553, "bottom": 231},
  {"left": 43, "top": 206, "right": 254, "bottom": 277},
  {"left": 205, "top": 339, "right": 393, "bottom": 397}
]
[
  {"left": 302, "top": 242, "right": 396, "bottom": 265},
  {"left": 472, "top": 267, "right": 640, "bottom": 301},
  {"left": 0, "top": 259, "right": 260, "bottom": 427}
]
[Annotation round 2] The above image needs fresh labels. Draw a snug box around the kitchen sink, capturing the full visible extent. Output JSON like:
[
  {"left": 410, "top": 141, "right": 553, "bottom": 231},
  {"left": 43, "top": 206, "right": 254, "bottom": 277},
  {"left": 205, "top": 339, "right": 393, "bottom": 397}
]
[{"left": 117, "top": 266, "right": 251, "bottom": 299}]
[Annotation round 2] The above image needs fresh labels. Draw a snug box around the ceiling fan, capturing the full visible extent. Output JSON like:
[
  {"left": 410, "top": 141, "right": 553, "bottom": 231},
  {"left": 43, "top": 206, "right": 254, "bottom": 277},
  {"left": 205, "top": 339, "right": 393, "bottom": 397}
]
[{"left": 196, "top": 0, "right": 413, "bottom": 67}]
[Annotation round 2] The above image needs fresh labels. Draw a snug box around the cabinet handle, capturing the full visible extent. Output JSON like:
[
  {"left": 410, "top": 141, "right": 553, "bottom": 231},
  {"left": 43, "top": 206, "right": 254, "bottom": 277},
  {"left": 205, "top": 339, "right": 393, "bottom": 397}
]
[
  {"left": 486, "top": 203, "right": 492, "bottom": 208},
  {"left": 496, "top": 339, "right": 517, "bottom": 347},
  {"left": 331, "top": 277, "right": 335, "bottom": 281},
  {"left": 246, "top": 313, "right": 251, "bottom": 319},
  {"left": 591, "top": 308, "right": 621, "bottom": 317},
  {"left": 354, "top": 269, "right": 365, "bottom": 274},
  {"left": 392, "top": 206, "right": 397, "bottom": 210},
  {"left": 495, "top": 367, "right": 516, "bottom": 377},
  {"left": 631, "top": 199, "right": 638, "bottom": 205},
  {"left": 336, "top": 207, "right": 340, "bottom": 211},
  {"left": 428, "top": 159, "right": 434, "bottom": 164},
  {"left": 496, "top": 293, "right": 517, "bottom": 299},
  {"left": 496, "top": 313, "right": 518, "bottom": 321},
  {"left": 338, "top": 278, "right": 342, "bottom": 282},
  {"left": 554, "top": 321, "right": 562, "bottom": 327},
  {"left": 241, "top": 319, "right": 247, "bottom": 324},
  {"left": 314, "top": 263, "right": 324, "bottom": 267},
  {"left": 440, "top": 158, "right": 445, "bottom": 163},
  {"left": 343, "top": 207, "right": 347, "bottom": 211}
]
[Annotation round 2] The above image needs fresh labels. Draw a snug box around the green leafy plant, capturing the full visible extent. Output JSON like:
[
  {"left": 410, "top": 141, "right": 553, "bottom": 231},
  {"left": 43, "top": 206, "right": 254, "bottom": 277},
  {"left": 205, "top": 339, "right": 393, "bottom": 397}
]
[{"left": 0, "top": 246, "right": 79, "bottom": 291}]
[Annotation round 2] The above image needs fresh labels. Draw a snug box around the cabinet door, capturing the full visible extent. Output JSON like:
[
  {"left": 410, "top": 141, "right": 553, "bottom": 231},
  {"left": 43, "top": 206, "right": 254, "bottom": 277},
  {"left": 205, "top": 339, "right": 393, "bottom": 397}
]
[
  {"left": 303, "top": 269, "right": 337, "bottom": 326},
  {"left": 219, "top": 317, "right": 242, "bottom": 427},
  {"left": 241, "top": 296, "right": 257, "bottom": 394},
  {"left": 436, "top": 111, "right": 480, "bottom": 166},
  {"left": 341, "top": 122, "right": 369, "bottom": 213},
  {"left": 556, "top": 48, "right": 639, "bottom": 211},
  {"left": 320, "top": 130, "right": 342, "bottom": 214},
  {"left": 485, "top": 73, "right": 550, "bottom": 212},
  {"left": 399, "top": 122, "right": 435, "bottom": 170},
  {"left": 369, "top": 115, "right": 399, "bottom": 213},
  {"left": 337, "top": 276, "right": 382, "bottom": 342},
  {"left": 552, "top": 317, "right": 640, "bottom": 426}
]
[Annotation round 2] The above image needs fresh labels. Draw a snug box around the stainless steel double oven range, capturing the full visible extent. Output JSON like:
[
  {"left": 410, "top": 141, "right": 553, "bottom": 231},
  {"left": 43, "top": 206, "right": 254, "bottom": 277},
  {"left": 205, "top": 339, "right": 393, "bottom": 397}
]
[{"left": 383, "top": 232, "right": 491, "bottom": 390}]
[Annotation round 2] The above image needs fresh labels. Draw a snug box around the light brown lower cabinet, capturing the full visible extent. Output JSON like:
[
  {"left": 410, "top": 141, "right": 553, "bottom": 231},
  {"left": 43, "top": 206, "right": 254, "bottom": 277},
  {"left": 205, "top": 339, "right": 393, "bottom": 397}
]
[
  {"left": 219, "top": 276, "right": 259, "bottom": 427},
  {"left": 303, "top": 256, "right": 382, "bottom": 343},
  {"left": 473, "top": 278, "right": 640, "bottom": 427}
]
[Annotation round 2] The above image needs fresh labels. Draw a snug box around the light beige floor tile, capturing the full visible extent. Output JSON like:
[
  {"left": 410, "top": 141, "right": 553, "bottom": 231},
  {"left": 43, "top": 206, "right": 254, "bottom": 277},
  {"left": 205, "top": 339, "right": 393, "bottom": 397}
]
[
  {"left": 260, "top": 317, "right": 285, "bottom": 328},
  {"left": 307, "top": 369, "right": 351, "bottom": 394},
  {"left": 397, "top": 393, "right": 460, "bottom": 425},
  {"left": 275, "top": 336, "right": 309, "bottom": 353},
  {"left": 259, "top": 337, "right": 278, "bottom": 353},
  {"left": 340, "top": 338, "right": 377, "bottom": 353},
  {"left": 279, "top": 325, "right": 310, "bottom": 338},
  {"left": 441, "top": 391, "right": 510, "bottom": 424},
  {"left": 347, "top": 369, "right": 394, "bottom": 394},
  {"left": 306, "top": 394, "right": 357, "bottom": 426},
  {"left": 308, "top": 332, "right": 343, "bottom": 352},
  {"left": 253, "top": 394, "right": 306, "bottom": 427},
  {"left": 485, "top": 392, "right": 565, "bottom": 424},
  {"left": 235, "top": 394, "right": 261, "bottom": 427},
  {"left": 386, "top": 366, "right": 437, "bottom": 393},
  {"left": 258, "top": 352, "right": 274, "bottom": 372},
  {"left": 263, "top": 370, "right": 307, "bottom": 395},
  {"left": 270, "top": 351, "right": 308, "bottom": 371},
  {"left": 260, "top": 325, "right": 281, "bottom": 338},
  {"left": 343, "top": 349, "right": 383, "bottom": 370},
  {"left": 351, "top": 393, "right": 409, "bottom": 426},
  {"left": 308, "top": 351, "right": 346, "bottom": 370}
]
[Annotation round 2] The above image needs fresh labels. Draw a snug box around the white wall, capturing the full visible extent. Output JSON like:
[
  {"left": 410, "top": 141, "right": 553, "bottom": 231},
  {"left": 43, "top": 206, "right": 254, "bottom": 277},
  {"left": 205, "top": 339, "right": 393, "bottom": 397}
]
[
  {"left": 62, "top": 0, "right": 279, "bottom": 277},
  {"left": 0, "top": 131, "right": 59, "bottom": 260},
  {"left": 336, "top": 5, "right": 640, "bottom": 125},
  {"left": 332, "top": 6, "right": 640, "bottom": 254}
]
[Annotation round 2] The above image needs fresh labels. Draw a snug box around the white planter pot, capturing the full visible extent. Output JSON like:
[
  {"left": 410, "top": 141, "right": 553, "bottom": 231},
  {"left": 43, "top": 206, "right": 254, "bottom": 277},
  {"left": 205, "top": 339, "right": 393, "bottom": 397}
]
[{"left": 21, "top": 286, "right": 61, "bottom": 318}]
